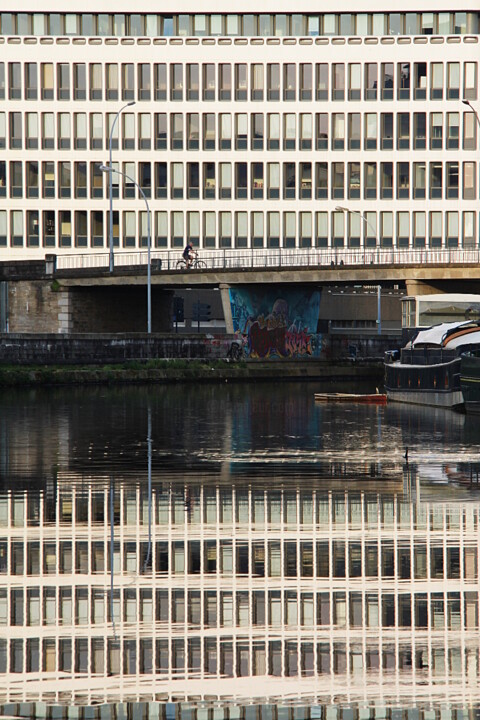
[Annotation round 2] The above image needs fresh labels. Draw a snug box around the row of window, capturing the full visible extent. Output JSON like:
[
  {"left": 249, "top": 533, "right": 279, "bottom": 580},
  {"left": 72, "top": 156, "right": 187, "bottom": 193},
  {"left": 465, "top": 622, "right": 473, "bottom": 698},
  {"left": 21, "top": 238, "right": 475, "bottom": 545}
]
[
  {"left": 1, "top": 61, "right": 477, "bottom": 103},
  {"left": 0, "top": 707, "right": 467, "bottom": 720},
  {"left": 2, "top": 160, "right": 478, "bottom": 203},
  {"left": 2, "top": 111, "right": 477, "bottom": 153},
  {"left": 1, "top": 537, "right": 476, "bottom": 580},
  {"left": 0, "top": 586, "right": 476, "bottom": 634},
  {"left": 4, "top": 631, "right": 477, "bottom": 680},
  {"left": 2, "top": 489, "right": 476, "bottom": 530},
  {"left": 1, "top": 209, "right": 479, "bottom": 250},
  {"left": 0, "top": 11, "right": 476, "bottom": 38}
]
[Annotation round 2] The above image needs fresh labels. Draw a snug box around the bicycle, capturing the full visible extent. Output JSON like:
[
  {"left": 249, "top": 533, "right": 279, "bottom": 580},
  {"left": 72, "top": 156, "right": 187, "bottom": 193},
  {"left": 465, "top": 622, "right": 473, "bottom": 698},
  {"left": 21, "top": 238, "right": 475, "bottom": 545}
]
[{"left": 176, "top": 254, "right": 207, "bottom": 270}]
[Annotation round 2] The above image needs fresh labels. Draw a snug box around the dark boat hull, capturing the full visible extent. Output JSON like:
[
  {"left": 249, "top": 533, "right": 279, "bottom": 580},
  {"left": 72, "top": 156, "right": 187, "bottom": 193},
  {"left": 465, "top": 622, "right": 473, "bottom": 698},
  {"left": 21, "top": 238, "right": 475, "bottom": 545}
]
[
  {"left": 384, "top": 356, "right": 464, "bottom": 409},
  {"left": 460, "top": 354, "right": 480, "bottom": 415}
]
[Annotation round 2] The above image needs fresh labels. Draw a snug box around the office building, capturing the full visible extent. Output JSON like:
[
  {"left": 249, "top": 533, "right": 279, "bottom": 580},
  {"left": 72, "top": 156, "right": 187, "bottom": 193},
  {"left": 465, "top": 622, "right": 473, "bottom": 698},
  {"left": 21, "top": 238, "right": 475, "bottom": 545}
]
[{"left": 0, "top": 3, "right": 478, "bottom": 259}]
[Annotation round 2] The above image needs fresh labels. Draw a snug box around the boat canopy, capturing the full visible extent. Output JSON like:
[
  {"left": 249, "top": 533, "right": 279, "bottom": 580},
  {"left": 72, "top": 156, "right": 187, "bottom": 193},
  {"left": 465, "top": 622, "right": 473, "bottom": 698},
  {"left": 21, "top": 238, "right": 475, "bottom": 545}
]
[{"left": 409, "top": 321, "right": 471, "bottom": 348}]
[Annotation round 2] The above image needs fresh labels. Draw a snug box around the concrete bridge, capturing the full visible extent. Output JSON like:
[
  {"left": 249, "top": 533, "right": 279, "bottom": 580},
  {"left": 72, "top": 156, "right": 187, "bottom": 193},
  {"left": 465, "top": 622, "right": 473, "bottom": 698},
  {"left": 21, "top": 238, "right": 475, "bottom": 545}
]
[{"left": 1, "top": 248, "right": 480, "bottom": 334}]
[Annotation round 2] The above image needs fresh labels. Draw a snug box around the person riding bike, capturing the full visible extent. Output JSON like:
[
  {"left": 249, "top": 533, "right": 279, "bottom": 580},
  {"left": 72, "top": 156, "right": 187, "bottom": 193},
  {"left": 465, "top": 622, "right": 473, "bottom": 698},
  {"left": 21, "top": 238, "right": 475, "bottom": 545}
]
[{"left": 182, "top": 241, "right": 197, "bottom": 269}]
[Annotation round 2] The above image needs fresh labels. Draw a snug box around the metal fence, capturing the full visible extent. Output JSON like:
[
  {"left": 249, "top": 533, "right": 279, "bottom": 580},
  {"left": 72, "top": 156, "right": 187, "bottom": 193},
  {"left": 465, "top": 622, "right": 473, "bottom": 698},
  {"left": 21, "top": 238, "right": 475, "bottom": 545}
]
[{"left": 55, "top": 247, "right": 480, "bottom": 272}]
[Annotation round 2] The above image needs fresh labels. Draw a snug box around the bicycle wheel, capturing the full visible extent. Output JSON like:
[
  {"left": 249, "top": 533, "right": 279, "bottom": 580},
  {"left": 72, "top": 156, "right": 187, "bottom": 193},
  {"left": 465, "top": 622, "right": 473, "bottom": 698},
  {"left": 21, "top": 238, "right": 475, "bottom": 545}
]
[
  {"left": 195, "top": 259, "right": 207, "bottom": 269},
  {"left": 176, "top": 259, "right": 187, "bottom": 270}
]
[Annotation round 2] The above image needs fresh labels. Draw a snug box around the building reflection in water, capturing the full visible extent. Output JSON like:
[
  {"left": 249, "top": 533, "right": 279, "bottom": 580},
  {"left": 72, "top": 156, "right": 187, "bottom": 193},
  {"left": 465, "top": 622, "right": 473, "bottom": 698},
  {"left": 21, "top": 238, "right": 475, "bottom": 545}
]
[{"left": 0, "top": 474, "right": 479, "bottom": 716}]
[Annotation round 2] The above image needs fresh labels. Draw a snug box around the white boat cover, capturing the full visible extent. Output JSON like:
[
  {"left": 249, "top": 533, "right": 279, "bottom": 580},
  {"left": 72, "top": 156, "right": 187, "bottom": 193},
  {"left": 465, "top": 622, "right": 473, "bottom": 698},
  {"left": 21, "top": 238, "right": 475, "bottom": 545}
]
[
  {"left": 409, "top": 322, "right": 471, "bottom": 348},
  {"left": 443, "top": 328, "right": 480, "bottom": 349}
]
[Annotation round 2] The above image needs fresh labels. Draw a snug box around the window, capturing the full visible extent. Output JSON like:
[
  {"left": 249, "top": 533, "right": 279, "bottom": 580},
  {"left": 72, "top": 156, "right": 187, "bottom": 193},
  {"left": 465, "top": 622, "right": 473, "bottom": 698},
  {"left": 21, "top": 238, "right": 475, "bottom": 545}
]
[
  {"left": 447, "top": 113, "right": 459, "bottom": 149},
  {"left": 252, "top": 64, "right": 264, "bottom": 101},
  {"left": 397, "top": 163, "right": 409, "bottom": 199},
  {"left": 365, "top": 64, "right": 377, "bottom": 100},
  {"left": 315, "top": 163, "right": 328, "bottom": 199},
  {"left": 414, "top": 113, "right": 426, "bottom": 149},
  {"left": 413, "top": 162, "right": 426, "bottom": 198},
  {"left": 9, "top": 112, "right": 22, "bottom": 149},
  {"left": 219, "top": 114, "right": 231, "bottom": 150},
  {"left": 381, "top": 63, "right": 394, "bottom": 100},
  {"left": 316, "top": 114, "right": 328, "bottom": 150},
  {"left": 332, "top": 211, "right": 345, "bottom": 247},
  {"left": 41, "top": 63, "right": 53, "bottom": 100},
  {"left": 463, "top": 162, "right": 476, "bottom": 200},
  {"left": 316, "top": 212, "right": 328, "bottom": 248},
  {"left": 332, "top": 114, "right": 345, "bottom": 150},
  {"left": 57, "top": 63, "right": 70, "bottom": 100},
  {"left": 58, "top": 113, "right": 70, "bottom": 150},
  {"left": 252, "top": 114, "right": 264, "bottom": 150},
  {"left": 464, "top": 62, "right": 477, "bottom": 101},
  {"left": 203, "top": 64, "right": 215, "bottom": 101},
  {"left": 430, "top": 162, "right": 443, "bottom": 198},
  {"left": 365, "top": 163, "right": 377, "bottom": 199},
  {"left": 381, "top": 113, "right": 393, "bottom": 149},
  {"left": 300, "top": 114, "right": 312, "bottom": 150},
  {"left": 59, "top": 162, "right": 71, "bottom": 198},
  {"left": 203, "top": 114, "right": 215, "bottom": 150},
  {"left": 429, "top": 212, "right": 442, "bottom": 247},
  {"left": 219, "top": 64, "right": 231, "bottom": 101},
  {"left": 284, "top": 114, "right": 296, "bottom": 150},
  {"left": 430, "top": 113, "right": 443, "bottom": 149},
  {"left": 235, "top": 64, "right": 247, "bottom": 101},
  {"left": 300, "top": 64, "right": 312, "bottom": 100},
  {"left": 267, "top": 163, "right": 280, "bottom": 200},
  {"left": 10, "top": 161, "right": 22, "bottom": 198},
  {"left": 398, "top": 63, "right": 410, "bottom": 100},
  {"left": 267, "top": 64, "right": 280, "bottom": 101},
  {"left": 252, "top": 212, "right": 264, "bottom": 248},
  {"left": 155, "top": 163, "right": 167, "bottom": 199},
  {"left": 348, "top": 114, "right": 360, "bottom": 150},
  {"left": 219, "top": 163, "right": 232, "bottom": 199},
  {"left": 8, "top": 62, "right": 21, "bottom": 100},
  {"left": 267, "top": 212, "right": 280, "bottom": 248},
  {"left": 431, "top": 63, "right": 443, "bottom": 100},
  {"left": 171, "top": 64, "right": 183, "bottom": 100},
  {"left": 365, "top": 114, "right": 377, "bottom": 150},
  {"left": 381, "top": 212, "right": 393, "bottom": 247},
  {"left": 171, "top": 163, "right": 184, "bottom": 199},
  {"left": 186, "top": 64, "right": 199, "bottom": 101},
  {"left": 138, "top": 64, "right": 151, "bottom": 101},
  {"left": 414, "top": 62, "right": 427, "bottom": 100},
  {"left": 235, "top": 163, "right": 247, "bottom": 199},
  {"left": 447, "top": 63, "right": 460, "bottom": 99},
  {"left": 90, "top": 64, "right": 102, "bottom": 101},
  {"left": 283, "top": 64, "right": 296, "bottom": 101},
  {"left": 220, "top": 212, "right": 231, "bottom": 248},
  {"left": 74, "top": 162, "right": 87, "bottom": 199},
  {"left": 332, "top": 64, "right": 345, "bottom": 100},
  {"left": 300, "top": 163, "right": 312, "bottom": 199},
  {"left": 203, "top": 163, "right": 215, "bottom": 199},
  {"left": 171, "top": 114, "right": 183, "bottom": 150},
  {"left": 26, "top": 162, "right": 38, "bottom": 198},
  {"left": 463, "top": 112, "right": 477, "bottom": 150},
  {"left": 397, "top": 114, "right": 410, "bottom": 149},
  {"left": 380, "top": 162, "right": 393, "bottom": 199},
  {"left": 235, "top": 114, "right": 247, "bottom": 150},
  {"left": 25, "top": 63, "right": 37, "bottom": 100},
  {"left": 284, "top": 162, "right": 295, "bottom": 199},
  {"left": 154, "top": 64, "right": 166, "bottom": 100},
  {"left": 203, "top": 212, "right": 215, "bottom": 248},
  {"left": 42, "top": 161, "right": 55, "bottom": 198},
  {"left": 155, "top": 114, "right": 167, "bottom": 150},
  {"left": 332, "top": 163, "right": 344, "bottom": 199},
  {"left": 348, "top": 162, "right": 360, "bottom": 199},
  {"left": 122, "top": 113, "right": 134, "bottom": 150},
  {"left": 447, "top": 162, "right": 459, "bottom": 198},
  {"left": 348, "top": 64, "right": 361, "bottom": 100},
  {"left": 283, "top": 212, "right": 296, "bottom": 248},
  {"left": 446, "top": 212, "right": 459, "bottom": 247},
  {"left": 463, "top": 211, "right": 476, "bottom": 248},
  {"left": 316, "top": 64, "right": 328, "bottom": 100}
]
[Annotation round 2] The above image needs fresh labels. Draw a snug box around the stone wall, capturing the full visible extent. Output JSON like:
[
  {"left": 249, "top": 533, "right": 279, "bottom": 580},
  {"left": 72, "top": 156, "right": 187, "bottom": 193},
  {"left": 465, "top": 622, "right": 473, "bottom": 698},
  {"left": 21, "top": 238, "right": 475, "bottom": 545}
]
[
  {"left": 7, "top": 281, "right": 62, "bottom": 334},
  {"left": 0, "top": 334, "right": 238, "bottom": 365}
]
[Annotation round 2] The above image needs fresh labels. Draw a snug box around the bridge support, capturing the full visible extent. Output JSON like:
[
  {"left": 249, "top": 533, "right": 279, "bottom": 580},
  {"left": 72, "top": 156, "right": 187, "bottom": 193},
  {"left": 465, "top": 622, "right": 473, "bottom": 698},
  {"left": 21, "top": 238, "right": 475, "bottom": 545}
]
[{"left": 219, "top": 284, "right": 234, "bottom": 334}]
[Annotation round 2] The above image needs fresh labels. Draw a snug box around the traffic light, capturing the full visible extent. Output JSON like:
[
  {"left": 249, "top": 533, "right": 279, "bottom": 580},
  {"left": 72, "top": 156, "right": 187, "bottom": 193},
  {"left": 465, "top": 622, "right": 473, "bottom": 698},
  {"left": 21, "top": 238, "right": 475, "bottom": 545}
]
[
  {"left": 192, "top": 302, "right": 211, "bottom": 322},
  {"left": 173, "top": 297, "right": 184, "bottom": 323}
]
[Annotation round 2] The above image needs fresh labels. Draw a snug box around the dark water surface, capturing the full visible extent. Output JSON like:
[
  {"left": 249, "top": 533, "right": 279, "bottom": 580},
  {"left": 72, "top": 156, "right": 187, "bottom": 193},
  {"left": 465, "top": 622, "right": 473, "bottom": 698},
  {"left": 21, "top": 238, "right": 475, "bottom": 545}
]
[{"left": 1, "top": 381, "right": 480, "bottom": 719}]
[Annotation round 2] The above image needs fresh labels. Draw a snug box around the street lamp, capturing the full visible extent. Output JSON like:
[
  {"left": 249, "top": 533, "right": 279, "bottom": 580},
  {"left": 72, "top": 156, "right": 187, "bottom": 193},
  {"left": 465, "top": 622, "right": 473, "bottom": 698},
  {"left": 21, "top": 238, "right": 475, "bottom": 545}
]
[
  {"left": 335, "top": 205, "right": 382, "bottom": 335},
  {"left": 100, "top": 164, "right": 152, "bottom": 334},
  {"left": 108, "top": 101, "right": 136, "bottom": 273}
]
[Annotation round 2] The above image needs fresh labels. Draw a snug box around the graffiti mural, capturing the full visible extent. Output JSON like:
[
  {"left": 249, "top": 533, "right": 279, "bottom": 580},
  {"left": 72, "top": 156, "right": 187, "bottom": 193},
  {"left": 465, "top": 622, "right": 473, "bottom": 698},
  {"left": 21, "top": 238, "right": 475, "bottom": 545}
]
[{"left": 229, "top": 287, "right": 322, "bottom": 359}]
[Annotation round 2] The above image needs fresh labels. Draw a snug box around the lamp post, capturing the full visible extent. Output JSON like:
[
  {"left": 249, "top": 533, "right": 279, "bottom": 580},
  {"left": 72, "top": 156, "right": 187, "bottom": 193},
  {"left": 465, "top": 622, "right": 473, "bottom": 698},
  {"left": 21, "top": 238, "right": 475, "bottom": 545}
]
[
  {"left": 108, "top": 101, "right": 136, "bottom": 273},
  {"left": 100, "top": 164, "right": 152, "bottom": 334},
  {"left": 335, "top": 205, "right": 382, "bottom": 335},
  {"left": 462, "top": 99, "right": 480, "bottom": 131}
]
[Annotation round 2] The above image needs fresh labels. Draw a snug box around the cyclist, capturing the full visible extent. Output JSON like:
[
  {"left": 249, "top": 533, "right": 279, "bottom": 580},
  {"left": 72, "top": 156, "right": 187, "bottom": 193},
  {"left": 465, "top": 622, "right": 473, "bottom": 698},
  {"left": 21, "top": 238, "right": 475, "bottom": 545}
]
[{"left": 182, "top": 240, "right": 197, "bottom": 269}]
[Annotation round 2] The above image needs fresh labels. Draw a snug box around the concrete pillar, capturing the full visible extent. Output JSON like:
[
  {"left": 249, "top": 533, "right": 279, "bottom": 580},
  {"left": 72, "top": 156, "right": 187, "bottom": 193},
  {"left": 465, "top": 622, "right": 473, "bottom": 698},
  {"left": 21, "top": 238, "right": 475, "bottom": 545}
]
[
  {"left": 405, "top": 280, "right": 444, "bottom": 296},
  {"left": 219, "top": 283, "right": 234, "bottom": 334}
]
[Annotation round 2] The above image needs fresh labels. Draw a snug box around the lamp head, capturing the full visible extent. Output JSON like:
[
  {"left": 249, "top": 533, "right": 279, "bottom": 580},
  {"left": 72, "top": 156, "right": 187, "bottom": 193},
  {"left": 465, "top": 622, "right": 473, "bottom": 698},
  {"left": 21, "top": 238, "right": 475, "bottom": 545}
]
[
  {"left": 98, "top": 164, "right": 110, "bottom": 172},
  {"left": 335, "top": 206, "right": 347, "bottom": 212}
]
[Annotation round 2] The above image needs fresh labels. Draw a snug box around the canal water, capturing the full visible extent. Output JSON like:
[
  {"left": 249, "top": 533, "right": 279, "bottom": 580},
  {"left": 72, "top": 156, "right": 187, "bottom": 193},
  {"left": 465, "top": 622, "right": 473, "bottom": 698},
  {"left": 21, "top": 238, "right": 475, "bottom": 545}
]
[{"left": 0, "top": 381, "right": 480, "bottom": 720}]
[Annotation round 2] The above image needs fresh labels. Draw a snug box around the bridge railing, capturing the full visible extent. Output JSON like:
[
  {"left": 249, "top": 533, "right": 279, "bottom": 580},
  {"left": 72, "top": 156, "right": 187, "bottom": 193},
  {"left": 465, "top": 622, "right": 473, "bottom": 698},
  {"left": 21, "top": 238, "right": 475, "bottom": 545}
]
[{"left": 55, "top": 247, "right": 480, "bottom": 272}]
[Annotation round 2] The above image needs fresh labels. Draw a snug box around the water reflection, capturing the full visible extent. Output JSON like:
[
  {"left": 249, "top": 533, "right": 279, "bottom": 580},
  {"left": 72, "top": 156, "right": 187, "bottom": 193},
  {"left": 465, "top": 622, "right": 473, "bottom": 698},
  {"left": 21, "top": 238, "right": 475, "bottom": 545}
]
[{"left": 0, "top": 383, "right": 480, "bottom": 716}]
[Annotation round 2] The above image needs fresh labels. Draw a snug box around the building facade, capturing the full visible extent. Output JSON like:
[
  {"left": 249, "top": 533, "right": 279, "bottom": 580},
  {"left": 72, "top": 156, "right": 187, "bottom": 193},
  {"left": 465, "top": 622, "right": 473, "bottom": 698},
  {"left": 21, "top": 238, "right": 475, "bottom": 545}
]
[
  {"left": 0, "top": 2, "right": 479, "bottom": 260},
  {"left": 0, "top": 478, "right": 479, "bottom": 712}
]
